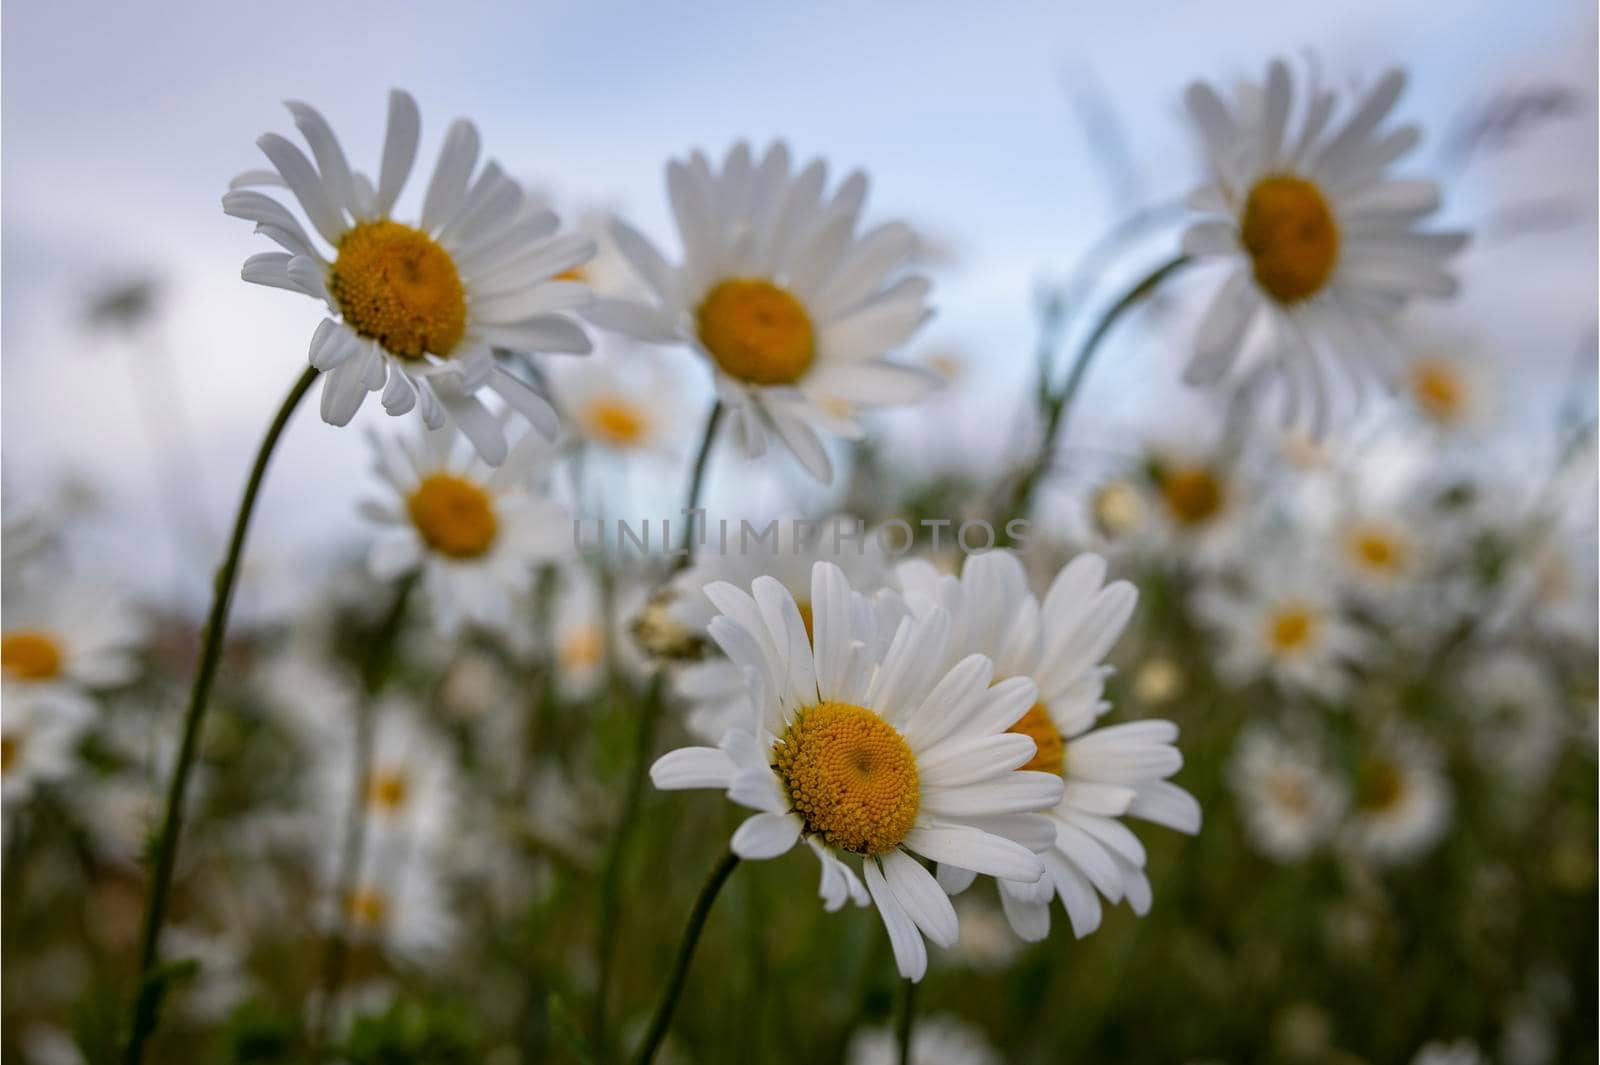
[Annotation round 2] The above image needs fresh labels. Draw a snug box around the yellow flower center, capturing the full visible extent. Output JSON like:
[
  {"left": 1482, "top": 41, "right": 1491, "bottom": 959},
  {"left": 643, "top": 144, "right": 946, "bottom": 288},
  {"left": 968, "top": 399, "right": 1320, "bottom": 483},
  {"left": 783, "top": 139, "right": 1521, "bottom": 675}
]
[
  {"left": 1266, "top": 605, "right": 1319, "bottom": 653},
  {"left": 365, "top": 767, "right": 411, "bottom": 812},
  {"left": 1409, "top": 359, "right": 1467, "bottom": 423},
  {"left": 1347, "top": 525, "right": 1407, "bottom": 575},
  {"left": 344, "top": 887, "right": 389, "bottom": 928},
  {"left": 1159, "top": 466, "right": 1226, "bottom": 527},
  {"left": 406, "top": 474, "right": 498, "bottom": 559},
  {"left": 1006, "top": 702, "right": 1066, "bottom": 776},
  {"left": 329, "top": 220, "right": 467, "bottom": 360},
  {"left": 696, "top": 278, "right": 815, "bottom": 385},
  {"left": 1266, "top": 770, "right": 1312, "bottom": 815},
  {"left": 1092, "top": 481, "right": 1144, "bottom": 538},
  {"left": 2, "top": 630, "right": 64, "bottom": 682},
  {"left": 1356, "top": 757, "right": 1406, "bottom": 813},
  {"left": 772, "top": 701, "right": 920, "bottom": 855},
  {"left": 554, "top": 265, "right": 588, "bottom": 283},
  {"left": 560, "top": 624, "right": 605, "bottom": 670},
  {"left": 583, "top": 397, "right": 651, "bottom": 448},
  {"left": 1240, "top": 175, "right": 1341, "bottom": 305},
  {"left": 1, "top": 734, "right": 18, "bottom": 772}
]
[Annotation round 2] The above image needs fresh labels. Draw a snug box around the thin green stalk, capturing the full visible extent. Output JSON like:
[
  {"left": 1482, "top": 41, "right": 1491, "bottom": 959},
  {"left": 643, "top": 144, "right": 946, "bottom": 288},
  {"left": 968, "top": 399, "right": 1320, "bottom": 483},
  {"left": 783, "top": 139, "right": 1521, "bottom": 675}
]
[
  {"left": 1003, "top": 254, "right": 1192, "bottom": 534},
  {"left": 895, "top": 977, "right": 918, "bottom": 1065},
  {"left": 309, "top": 574, "right": 417, "bottom": 1058},
  {"left": 671, "top": 401, "right": 724, "bottom": 575},
  {"left": 632, "top": 849, "right": 741, "bottom": 1065},
  {"left": 121, "top": 364, "right": 319, "bottom": 1065}
]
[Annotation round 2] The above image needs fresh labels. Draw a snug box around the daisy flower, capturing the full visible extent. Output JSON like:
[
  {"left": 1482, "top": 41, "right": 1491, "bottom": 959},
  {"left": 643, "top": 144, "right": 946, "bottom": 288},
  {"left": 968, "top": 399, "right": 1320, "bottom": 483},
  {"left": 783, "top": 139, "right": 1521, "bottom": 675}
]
[
  {"left": 650, "top": 562, "right": 1063, "bottom": 981},
  {"left": 1460, "top": 649, "right": 1566, "bottom": 788},
  {"left": 3, "top": 577, "right": 144, "bottom": 725},
  {"left": 1402, "top": 342, "right": 1492, "bottom": 432},
  {"left": 1410, "top": 1039, "right": 1485, "bottom": 1065},
  {"left": 1193, "top": 555, "right": 1368, "bottom": 701},
  {"left": 1, "top": 696, "right": 89, "bottom": 807},
  {"left": 1181, "top": 58, "right": 1468, "bottom": 429},
  {"left": 589, "top": 141, "right": 941, "bottom": 481},
  {"left": 1131, "top": 445, "right": 1248, "bottom": 568},
  {"left": 667, "top": 515, "right": 889, "bottom": 741},
  {"left": 896, "top": 550, "right": 1200, "bottom": 942},
  {"left": 1228, "top": 725, "right": 1347, "bottom": 862},
  {"left": 1345, "top": 728, "right": 1452, "bottom": 866},
  {"left": 545, "top": 342, "right": 685, "bottom": 457},
  {"left": 316, "top": 697, "right": 457, "bottom": 850},
  {"left": 845, "top": 1014, "right": 1003, "bottom": 1065},
  {"left": 548, "top": 562, "right": 652, "bottom": 701},
  {"left": 360, "top": 422, "right": 569, "bottom": 636},
  {"left": 225, "top": 90, "right": 596, "bottom": 463}
]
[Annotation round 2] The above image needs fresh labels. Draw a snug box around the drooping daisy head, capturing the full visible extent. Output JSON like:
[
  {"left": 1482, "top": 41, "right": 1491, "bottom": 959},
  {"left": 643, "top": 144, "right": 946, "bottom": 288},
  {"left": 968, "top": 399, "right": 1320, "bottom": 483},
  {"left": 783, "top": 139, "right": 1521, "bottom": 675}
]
[
  {"left": 651, "top": 561, "right": 1064, "bottom": 981},
  {"left": 1345, "top": 726, "right": 1452, "bottom": 867},
  {"left": 588, "top": 142, "right": 941, "bottom": 481},
  {"left": 226, "top": 91, "right": 598, "bottom": 463},
  {"left": 1181, "top": 58, "right": 1469, "bottom": 430},
  {"left": 1228, "top": 725, "right": 1347, "bottom": 862},
  {"left": 896, "top": 550, "right": 1199, "bottom": 942},
  {"left": 360, "top": 421, "right": 570, "bottom": 636}
]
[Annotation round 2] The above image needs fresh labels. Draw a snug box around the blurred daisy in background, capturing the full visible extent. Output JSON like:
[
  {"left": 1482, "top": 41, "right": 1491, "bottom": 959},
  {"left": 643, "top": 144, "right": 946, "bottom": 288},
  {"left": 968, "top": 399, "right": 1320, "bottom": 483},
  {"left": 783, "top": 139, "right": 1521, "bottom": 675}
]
[
  {"left": 845, "top": 1013, "right": 1003, "bottom": 1065},
  {"left": 898, "top": 550, "right": 1199, "bottom": 941},
  {"left": 225, "top": 90, "right": 596, "bottom": 463},
  {"left": 1345, "top": 727, "right": 1452, "bottom": 866},
  {"left": 360, "top": 423, "right": 569, "bottom": 636},
  {"left": 2, "top": 577, "right": 144, "bottom": 724},
  {"left": 548, "top": 562, "right": 652, "bottom": 701},
  {"left": 667, "top": 515, "right": 889, "bottom": 741},
  {"left": 588, "top": 141, "right": 941, "bottom": 481},
  {"left": 159, "top": 925, "right": 254, "bottom": 1024},
  {"left": 1, "top": 697, "right": 90, "bottom": 808},
  {"left": 1410, "top": 1039, "right": 1485, "bottom": 1065},
  {"left": 1460, "top": 648, "right": 1567, "bottom": 790},
  {"left": 545, "top": 342, "right": 686, "bottom": 460},
  {"left": 1228, "top": 725, "right": 1348, "bottom": 861},
  {"left": 1139, "top": 446, "right": 1248, "bottom": 567},
  {"left": 1193, "top": 553, "right": 1368, "bottom": 701},
  {"left": 651, "top": 562, "right": 1063, "bottom": 981},
  {"left": 1401, "top": 338, "right": 1494, "bottom": 434},
  {"left": 316, "top": 696, "right": 458, "bottom": 849},
  {"left": 1181, "top": 58, "right": 1468, "bottom": 429}
]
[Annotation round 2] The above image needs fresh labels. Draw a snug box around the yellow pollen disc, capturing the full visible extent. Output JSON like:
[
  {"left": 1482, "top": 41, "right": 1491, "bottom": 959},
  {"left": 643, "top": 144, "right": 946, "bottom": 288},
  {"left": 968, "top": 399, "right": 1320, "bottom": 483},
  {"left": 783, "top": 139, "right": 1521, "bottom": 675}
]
[
  {"left": 2, "top": 630, "right": 64, "bottom": 682},
  {"left": 1348, "top": 525, "right": 1406, "bottom": 574},
  {"left": 1409, "top": 359, "right": 1466, "bottom": 423},
  {"left": 1159, "top": 466, "right": 1225, "bottom": 527},
  {"left": 584, "top": 397, "right": 650, "bottom": 448},
  {"left": 696, "top": 278, "right": 816, "bottom": 386},
  {"left": 772, "top": 701, "right": 919, "bottom": 855},
  {"left": 365, "top": 768, "right": 411, "bottom": 812},
  {"left": 1006, "top": 702, "right": 1066, "bottom": 776},
  {"left": 406, "top": 474, "right": 498, "bottom": 559},
  {"left": 1240, "top": 175, "right": 1340, "bottom": 305},
  {"left": 560, "top": 625, "right": 605, "bottom": 670},
  {"left": 329, "top": 220, "right": 467, "bottom": 360},
  {"left": 1266, "top": 606, "right": 1319, "bottom": 653},
  {"left": 1, "top": 734, "right": 18, "bottom": 772},
  {"left": 345, "top": 887, "right": 389, "bottom": 928},
  {"left": 1356, "top": 756, "right": 1406, "bottom": 813},
  {"left": 1092, "top": 481, "right": 1144, "bottom": 538}
]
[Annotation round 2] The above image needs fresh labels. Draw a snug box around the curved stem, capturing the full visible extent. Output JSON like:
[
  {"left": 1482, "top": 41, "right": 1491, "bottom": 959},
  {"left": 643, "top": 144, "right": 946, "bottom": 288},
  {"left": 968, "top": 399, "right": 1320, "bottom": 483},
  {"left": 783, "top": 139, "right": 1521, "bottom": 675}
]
[
  {"left": 632, "top": 849, "right": 741, "bottom": 1065},
  {"left": 121, "top": 364, "right": 319, "bottom": 1065},
  {"left": 895, "top": 977, "right": 918, "bottom": 1065},
  {"left": 1004, "top": 255, "right": 1192, "bottom": 532},
  {"left": 309, "top": 574, "right": 417, "bottom": 1059},
  {"left": 671, "top": 401, "right": 724, "bottom": 574}
]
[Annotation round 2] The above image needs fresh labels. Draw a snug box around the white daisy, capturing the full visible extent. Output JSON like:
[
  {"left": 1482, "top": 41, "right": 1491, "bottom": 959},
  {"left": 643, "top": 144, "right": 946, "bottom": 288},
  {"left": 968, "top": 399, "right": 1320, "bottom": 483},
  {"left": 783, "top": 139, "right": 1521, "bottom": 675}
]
[
  {"left": 545, "top": 341, "right": 685, "bottom": 457},
  {"left": 225, "top": 90, "right": 596, "bottom": 463},
  {"left": 896, "top": 550, "right": 1200, "bottom": 942},
  {"left": 845, "top": 1014, "right": 1004, "bottom": 1065},
  {"left": 650, "top": 562, "right": 1063, "bottom": 981},
  {"left": 1346, "top": 727, "right": 1452, "bottom": 866},
  {"left": 360, "top": 422, "right": 569, "bottom": 636},
  {"left": 667, "top": 514, "right": 889, "bottom": 741},
  {"left": 316, "top": 696, "right": 458, "bottom": 852},
  {"left": 588, "top": 141, "right": 941, "bottom": 481},
  {"left": 1, "top": 697, "right": 88, "bottom": 807},
  {"left": 1182, "top": 58, "right": 1468, "bottom": 429},
  {"left": 1410, "top": 1039, "right": 1485, "bottom": 1065},
  {"left": 1400, "top": 338, "right": 1492, "bottom": 433},
  {"left": 1460, "top": 649, "right": 1566, "bottom": 789},
  {"left": 1193, "top": 554, "right": 1368, "bottom": 701},
  {"left": 548, "top": 562, "right": 652, "bottom": 702},
  {"left": 1136, "top": 446, "right": 1248, "bottom": 568},
  {"left": 159, "top": 926, "right": 253, "bottom": 1023},
  {"left": 1228, "top": 725, "right": 1347, "bottom": 862},
  {"left": 2, "top": 577, "right": 144, "bottom": 725}
]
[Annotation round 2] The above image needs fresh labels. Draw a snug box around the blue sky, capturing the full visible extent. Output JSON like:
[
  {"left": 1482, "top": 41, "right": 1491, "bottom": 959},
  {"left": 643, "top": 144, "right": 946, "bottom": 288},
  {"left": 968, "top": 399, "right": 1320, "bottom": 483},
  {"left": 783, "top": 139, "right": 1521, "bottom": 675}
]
[{"left": 3, "top": 0, "right": 1594, "bottom": 604}]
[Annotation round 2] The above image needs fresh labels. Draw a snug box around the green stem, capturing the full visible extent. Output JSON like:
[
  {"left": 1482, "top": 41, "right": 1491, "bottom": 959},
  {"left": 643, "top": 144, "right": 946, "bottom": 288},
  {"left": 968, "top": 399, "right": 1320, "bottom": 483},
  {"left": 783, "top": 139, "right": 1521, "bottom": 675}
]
[
  {"left": 121, "top": 364, "right": 319, "bottom": 1065},
  {"left": 309, "top": 574, "right": 417, "bottom": 1059},
  {"left": 1003, "top": 254, "right": 1192, "bottom": 534},
  {"left": 895, "top": 977, "right": 918, "bottom": 1065},
  {"left": 632, "top": 849, "right": 741, "bottom": 1065},
  {"left": 671, "top": 401, "right": 724, "bottom": 575}
]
